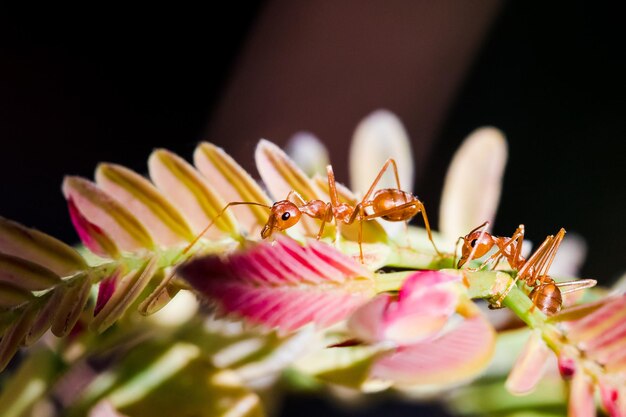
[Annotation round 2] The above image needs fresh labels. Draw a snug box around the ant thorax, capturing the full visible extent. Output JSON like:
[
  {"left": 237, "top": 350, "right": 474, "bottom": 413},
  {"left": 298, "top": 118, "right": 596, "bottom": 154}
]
[
  {"left": 333, "top": 202, "right": 354, "bottom": 223},
  {"left": 300, "top": 200, "right": 329, "bottom": 220},
  {"left": 495, "top": 237, "right": 525, "bottom": 269}
]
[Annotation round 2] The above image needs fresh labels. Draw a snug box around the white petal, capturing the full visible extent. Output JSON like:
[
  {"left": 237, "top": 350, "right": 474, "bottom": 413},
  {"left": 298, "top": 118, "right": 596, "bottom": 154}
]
[
  {"left": 439, "top": 127, "right": 507, "bottom": 242},
  {"left": 349, "top": 110, "right": 414, "bottom": 196},
  {"left": 285, "top": 132, "right": 329, "bottom": 177},
  {"left": 550, "top": 232, "right": 587, "bottom": 277}
]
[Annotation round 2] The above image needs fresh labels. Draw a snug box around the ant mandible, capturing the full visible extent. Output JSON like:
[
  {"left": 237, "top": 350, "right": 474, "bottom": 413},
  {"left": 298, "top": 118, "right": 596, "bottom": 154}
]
[
  {"left": 457, "top": 222, "right": 596, "bottom": 315},
  {"left": 188, "top": 158, "right": 441, "bottom": 263}
]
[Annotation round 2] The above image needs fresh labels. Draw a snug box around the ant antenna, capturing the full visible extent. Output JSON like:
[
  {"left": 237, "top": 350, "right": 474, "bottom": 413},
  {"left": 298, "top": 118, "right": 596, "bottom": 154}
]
[
  {"left": 141, "top": 201, "right": 273, "bottom": 313},
  {"left": 181, "top": 201, "right": 272, "bottom": 257}
]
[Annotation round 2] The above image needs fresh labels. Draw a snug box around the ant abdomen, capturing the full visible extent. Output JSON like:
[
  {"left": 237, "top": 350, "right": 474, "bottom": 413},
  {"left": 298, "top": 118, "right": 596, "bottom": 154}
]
[
  {"left": 529, "top": 282, "right": 562, "bottom": 315},
  {"left": 372, "top": 189, "right": 417, "bottom": 221}
]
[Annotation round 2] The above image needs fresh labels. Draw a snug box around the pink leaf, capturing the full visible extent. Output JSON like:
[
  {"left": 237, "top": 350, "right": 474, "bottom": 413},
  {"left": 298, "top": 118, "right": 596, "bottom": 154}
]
[
  {"left": 371, "top": 314, "right": 495, "bottom": 386},
  {"left": 179, "top": 236, "right": 375, "bottom": 333},
  {"left": 561, "top": 295, "right": 626, "bottom": 373}
]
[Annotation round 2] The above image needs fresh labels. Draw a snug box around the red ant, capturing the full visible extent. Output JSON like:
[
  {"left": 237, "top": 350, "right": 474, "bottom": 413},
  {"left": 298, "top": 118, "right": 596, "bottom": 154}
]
[
  {"left": 188, "top": 158, "right": 440, "bottom": 262},
  {"left": 457, "top": 222, "right": 596, "bottom": 315}
]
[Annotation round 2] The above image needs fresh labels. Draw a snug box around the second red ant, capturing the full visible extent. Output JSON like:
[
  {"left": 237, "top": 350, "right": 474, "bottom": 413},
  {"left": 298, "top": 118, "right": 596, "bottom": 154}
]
[{"left": 458, "top": 222, "right": 596, "bottom": 315}]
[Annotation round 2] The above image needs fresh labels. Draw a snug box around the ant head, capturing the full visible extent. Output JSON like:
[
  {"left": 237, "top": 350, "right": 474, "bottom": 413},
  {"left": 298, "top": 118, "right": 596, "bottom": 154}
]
[
  {"left": 261, "top": 200, "right": 302, "bottom": 239},
  {"left": 458, "top": 229, "right": 495, "bottom": 267}
]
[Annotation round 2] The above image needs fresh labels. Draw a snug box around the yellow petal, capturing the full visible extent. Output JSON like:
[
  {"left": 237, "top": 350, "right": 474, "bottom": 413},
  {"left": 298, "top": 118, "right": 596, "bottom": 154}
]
[
  {"left": 96, "top": 163, "right": 195, "bottom": 246},
  {"left": 148, "top": 149, "right": 238, "bottom": 239},
  {"left": 63, "top": 176, "right": 155, "bottom": 253},
  {"left": 194, "top": 142, "right": 272, "bottom": 235}
]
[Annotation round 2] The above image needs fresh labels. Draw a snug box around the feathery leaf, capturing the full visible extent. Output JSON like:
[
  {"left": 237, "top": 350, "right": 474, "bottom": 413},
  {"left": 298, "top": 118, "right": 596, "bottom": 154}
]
[
  {"left": 180, "top": 236, "right": 375, "bottom": 333},
  {"left": 0, "top": 216, "right": 86, "bottom": 276}
]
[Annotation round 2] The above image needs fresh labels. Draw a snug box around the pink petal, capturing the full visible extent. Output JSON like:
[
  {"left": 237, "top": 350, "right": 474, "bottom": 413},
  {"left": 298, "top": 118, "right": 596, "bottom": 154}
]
[
  {"left": 347, "top": 294, "right": 392, "bottom": 343},
  {"left": 95, "top": 269, "right": 121, "bottom": 316},
  {"left": 63, "top": 176, "right": 154, "bottom": 253},
  {"left": 569, "top": 371, "right": 596, "bottom": 417},
  {"left": 397, "top": 270, "right": 460, "bottom": 302},
  {"left": 67, "top": 198, "right": 119, "bottom": 258},
  {"left": 505, "top": 330, "right": 552, "bottom": 394},
  {"left": 348, "top": 271, "right": 461, "bottom": 345},
  {"left": 599, "top": 381, "right": 624, "bottom": 417},
  {"left": 372, "top": 315, "right": 495, "bottom": 386}
]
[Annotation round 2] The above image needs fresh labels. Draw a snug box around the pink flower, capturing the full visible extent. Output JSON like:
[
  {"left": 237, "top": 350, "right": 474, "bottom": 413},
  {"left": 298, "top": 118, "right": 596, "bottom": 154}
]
[{"left": 347, "top": 271, "right": 496, "bottom": 387}]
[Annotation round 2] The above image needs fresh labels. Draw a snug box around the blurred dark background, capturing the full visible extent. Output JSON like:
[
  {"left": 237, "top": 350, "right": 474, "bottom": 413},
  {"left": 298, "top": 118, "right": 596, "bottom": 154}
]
[{"left": 1, "top": 2, "right": 624, "bottom": 415}]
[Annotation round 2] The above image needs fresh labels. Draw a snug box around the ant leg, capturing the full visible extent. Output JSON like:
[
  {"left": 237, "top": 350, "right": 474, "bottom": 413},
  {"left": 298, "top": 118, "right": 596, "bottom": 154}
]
[
  {"left": 358, "top": 200, "right": 441, "bottom": 255},
  {"left": 556, "top": 279, "right": 597, "bottom": 295},
  {"left": 285, "top": 190, "right": 307, "bottom": 206},
  {"left": 341, "top": 203, "right": 367, "bottom": 263},
  {"left": 484, "top": 226, "right": 525, "bottom": 271},
  {"left": 326, "top": 165, "right": 341, "bottom": 207},
  {"left": 461, "top": 221, "right": 490, "bottom": 270},
  {"left": 452, "top": 236, "right": 464, "bottom": 268},
  {"left": 414, "top": 201, "right": 441, "bottom": 255},
  {"left": 142, "top": 201, "right": 272, "bottom": 311},
  {"left": 360, "top": 159, "right": 403, "bottom": 203},
  {"left": 469, "top": 226, "right": 525, "bottom": 273},
  {"left": 494, "top": 229, "right": 564, "bottom": 307},
  {"left": 314, "top": 203, "right": 334, "bottom": 240}
]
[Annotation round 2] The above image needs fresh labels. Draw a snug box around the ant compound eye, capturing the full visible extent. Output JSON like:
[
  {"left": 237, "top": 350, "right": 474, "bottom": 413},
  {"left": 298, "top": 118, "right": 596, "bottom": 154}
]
[
  {"left": 470, "top": 239, "right": 477, "bottom": 248},
  {"left": 281, "top": 212, "right": 291, "bottom": 221}
]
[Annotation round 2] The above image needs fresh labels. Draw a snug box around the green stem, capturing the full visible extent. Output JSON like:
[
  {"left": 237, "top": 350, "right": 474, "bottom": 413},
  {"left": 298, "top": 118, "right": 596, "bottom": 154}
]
[{"left": 373, "top": 271, "right": 414, "bottom": 292}]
